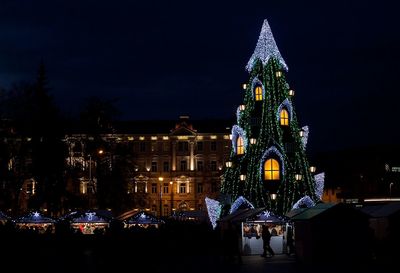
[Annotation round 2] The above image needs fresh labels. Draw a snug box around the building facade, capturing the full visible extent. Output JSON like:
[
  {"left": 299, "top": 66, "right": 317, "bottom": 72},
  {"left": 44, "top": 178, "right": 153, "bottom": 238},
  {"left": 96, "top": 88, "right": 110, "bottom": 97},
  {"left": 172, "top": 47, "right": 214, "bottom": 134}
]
[{"left": 64, "top": 116, "right": 232, "bottom": 217}]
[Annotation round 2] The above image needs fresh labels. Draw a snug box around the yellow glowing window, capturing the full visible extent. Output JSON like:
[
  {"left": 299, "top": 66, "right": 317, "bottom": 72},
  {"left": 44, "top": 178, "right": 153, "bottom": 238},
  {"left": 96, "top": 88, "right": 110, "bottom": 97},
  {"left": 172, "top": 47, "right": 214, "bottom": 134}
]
[
  {"left": 280, "top": 109, "right": 289, "bottom": 126},
  {"left": 255, "top": 86, "right": 263, "bottom": 101},
  {"left": 237, "top": 136, "right": 244, "bottom": 155},
  {"left": 264, "top": 159, "right": 280, "bottom": 180}
]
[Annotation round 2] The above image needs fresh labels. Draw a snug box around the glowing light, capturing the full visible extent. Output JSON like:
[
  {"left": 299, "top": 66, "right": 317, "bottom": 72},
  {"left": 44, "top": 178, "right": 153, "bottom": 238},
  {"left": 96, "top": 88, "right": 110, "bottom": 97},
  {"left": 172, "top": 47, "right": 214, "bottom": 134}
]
[
  {"left": 229, "top": 196, "right": 254, "bottom": 214},
  {"left": 205, "top": 197, "right": 221, "bottom": 229},
  {"left": 314, "top": 172, "right": 325, "bottom": 200},
  {"left": 246, "top": 19, "right": 288, "bottom": 72},
  {"left": 301, "top": 126, "right": 309, "bottom": 149},
  {"left": 292, "top": 196, "right": 315, "bottom": 209}
]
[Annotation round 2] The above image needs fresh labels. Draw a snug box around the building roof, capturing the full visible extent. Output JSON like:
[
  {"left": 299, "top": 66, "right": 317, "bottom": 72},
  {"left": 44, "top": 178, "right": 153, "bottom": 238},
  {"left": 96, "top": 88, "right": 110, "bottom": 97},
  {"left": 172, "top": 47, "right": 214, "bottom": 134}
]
[{"left": 360, "top": 202, "right": 400, "bottom": 218}]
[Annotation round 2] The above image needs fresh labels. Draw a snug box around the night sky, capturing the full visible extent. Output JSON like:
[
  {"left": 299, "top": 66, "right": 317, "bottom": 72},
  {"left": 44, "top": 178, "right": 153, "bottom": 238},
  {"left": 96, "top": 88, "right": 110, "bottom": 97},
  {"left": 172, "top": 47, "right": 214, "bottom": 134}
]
[{"left": 1, "top": 0, "right": 399, "bottom": 154}]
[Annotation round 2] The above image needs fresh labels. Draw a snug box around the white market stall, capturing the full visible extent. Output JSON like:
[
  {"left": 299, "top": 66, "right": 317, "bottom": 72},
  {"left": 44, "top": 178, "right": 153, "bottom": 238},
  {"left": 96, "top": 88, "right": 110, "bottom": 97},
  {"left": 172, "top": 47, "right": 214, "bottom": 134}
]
[
  {"left": 65, "top": 210, "right": 112, "bottom": 234},
  {"left": 241, "top": 210, "right": 287, "bottom": 255},
  {"left": 14, "top": 211, "right": 56, "bottom": 233}
]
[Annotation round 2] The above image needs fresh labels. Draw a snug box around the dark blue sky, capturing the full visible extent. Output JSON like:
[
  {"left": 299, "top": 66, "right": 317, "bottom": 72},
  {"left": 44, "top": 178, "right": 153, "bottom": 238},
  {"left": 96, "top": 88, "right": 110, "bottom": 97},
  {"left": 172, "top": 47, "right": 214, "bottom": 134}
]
[{"left": 0, "top": 0, "right": 399, "bottom": 153}]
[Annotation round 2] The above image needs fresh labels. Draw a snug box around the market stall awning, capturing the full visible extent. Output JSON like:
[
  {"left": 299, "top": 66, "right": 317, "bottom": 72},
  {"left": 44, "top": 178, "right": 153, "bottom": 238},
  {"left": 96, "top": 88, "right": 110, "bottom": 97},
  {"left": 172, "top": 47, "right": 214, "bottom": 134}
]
[
  {"left": 125, "top": 211, "right": 164, "bottom": 225},
  {"left": 65, "top": 210, "right": 112, "bottom": 223},
  {"left": 14, "top": 211, "right": 55, "bottom": 224}
]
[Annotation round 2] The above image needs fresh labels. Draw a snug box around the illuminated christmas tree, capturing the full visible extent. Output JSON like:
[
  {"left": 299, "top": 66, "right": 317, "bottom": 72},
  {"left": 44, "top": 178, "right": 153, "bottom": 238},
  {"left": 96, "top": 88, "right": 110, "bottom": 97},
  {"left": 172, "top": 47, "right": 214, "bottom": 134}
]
[{"left": 220, "top": 19, "right": 321, "bottom": 215}]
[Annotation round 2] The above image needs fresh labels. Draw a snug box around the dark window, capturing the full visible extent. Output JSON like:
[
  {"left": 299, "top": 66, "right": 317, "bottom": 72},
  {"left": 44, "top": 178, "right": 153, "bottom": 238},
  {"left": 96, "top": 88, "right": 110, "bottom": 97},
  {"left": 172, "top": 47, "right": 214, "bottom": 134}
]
[
  {"left": 211, "top": 161, "right": 217, "bottom": 171},
  {"left": 210, "top": 141, "right": 217, "bottom": 151},
  {"left": 151, "top": 162, "right": 157, "bottom": 172},
  {"left": 140, "top": 142, "right": 146, "bottom": 152},
  {"left": 178, "top": 142, "right": 189, "bottom": 151},
  {"left": 151, "top": 183, "right": 157, "bottom": 193},
  {"left": 163, "top": 183, "right": 169, "bottom": 194},
  {"left": 180, "top": 160, "right": 187, "bottom": 171},
  {"left": 197, "top": 142, "right": 203, "bottom": 151},
  {"left": 197, "top": 183, "right": 203, "bottom": 193},
  {"left": 197, "top": 161, "right": 204, "bottom": 171},
  {"left": 163, "top": 162, "right": 170, "bottom": 172}
]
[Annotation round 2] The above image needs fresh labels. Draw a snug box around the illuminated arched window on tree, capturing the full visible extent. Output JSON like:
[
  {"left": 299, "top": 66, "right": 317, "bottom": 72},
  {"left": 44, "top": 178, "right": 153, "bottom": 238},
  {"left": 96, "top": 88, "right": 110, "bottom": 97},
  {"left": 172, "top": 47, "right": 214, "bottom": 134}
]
[
  {"left": 280, "top": 109, "right": 289, "bottom": 126},
  {"left": 255, "top": 86, "right": 263, "bottom": 101},
  {"left": 237, "top": 136, "right": 244, "bottom": 155},
  {"left": 264, "top": 159, "right": 280, "bottom": 180}
]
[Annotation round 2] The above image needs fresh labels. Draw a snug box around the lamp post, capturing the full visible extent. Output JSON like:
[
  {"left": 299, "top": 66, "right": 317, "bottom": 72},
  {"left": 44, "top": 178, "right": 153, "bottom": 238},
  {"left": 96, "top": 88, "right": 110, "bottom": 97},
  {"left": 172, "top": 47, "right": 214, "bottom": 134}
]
[
  {"left": 390, "top": 182, "right": 394, "bottom": 198},
  {"left": 170, "top": 181, "right": 174, "bottom": 215},
  {"left": 159, "top": 177, "right": 163, "bottom": 217}
]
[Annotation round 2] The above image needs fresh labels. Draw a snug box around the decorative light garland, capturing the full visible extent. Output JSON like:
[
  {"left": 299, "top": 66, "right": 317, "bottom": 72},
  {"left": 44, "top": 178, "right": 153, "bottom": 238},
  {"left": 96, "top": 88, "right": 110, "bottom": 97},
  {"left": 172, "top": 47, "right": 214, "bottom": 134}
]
[
  {"left": 246, "top": 19, "right": 288, "bottom": 72},
  {"left": 314, "top": 172, "right": 325, "bottom": 200},
  {"left": 205, "top": 197, "right": 221, "bottom": 229},
  {"left": 229, "top": 196, "right": 255, "bottom": 214},
  {"left": 292, "top": 195, "right": 315, "bottom": 209}
]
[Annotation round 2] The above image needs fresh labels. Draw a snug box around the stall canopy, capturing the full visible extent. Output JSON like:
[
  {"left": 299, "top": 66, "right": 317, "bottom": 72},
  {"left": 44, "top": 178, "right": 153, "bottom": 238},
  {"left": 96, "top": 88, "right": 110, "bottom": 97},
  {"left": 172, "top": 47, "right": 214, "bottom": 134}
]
[
  {"left": 219, "top": 207, "right": 286, "bottom": 224},
  {"left": 68, "top": 211, "right": 112, "bottom": 224},
  {"left": 14, "top": 211, "right": 56, "bottom": 224},
  {"left": 0, "top": 211, "right": 10, "bottom": 223},
  {"left": 124, "top": 211, "right": 164, "bottom": 227}
]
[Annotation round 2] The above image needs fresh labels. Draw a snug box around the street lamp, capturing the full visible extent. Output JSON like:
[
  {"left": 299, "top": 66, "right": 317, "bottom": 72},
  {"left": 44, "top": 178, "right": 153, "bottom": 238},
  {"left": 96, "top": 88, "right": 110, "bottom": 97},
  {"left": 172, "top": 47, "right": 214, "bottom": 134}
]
[
  {"left": 390, "top": 182, "right": 394, "bottom": 198},
  {"left": 170, "top": 181, "right": 174, "bottom": 215},
  {"left": 159, "top": 177, "right": 163, "bottom": 217}
]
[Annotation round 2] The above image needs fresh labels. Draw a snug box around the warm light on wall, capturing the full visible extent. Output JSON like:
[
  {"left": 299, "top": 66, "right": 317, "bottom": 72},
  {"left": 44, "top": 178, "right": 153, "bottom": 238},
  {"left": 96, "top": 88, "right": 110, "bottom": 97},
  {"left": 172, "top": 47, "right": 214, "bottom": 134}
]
[{"left": 158, "top": 177, "right": 164, "bottom": 182}]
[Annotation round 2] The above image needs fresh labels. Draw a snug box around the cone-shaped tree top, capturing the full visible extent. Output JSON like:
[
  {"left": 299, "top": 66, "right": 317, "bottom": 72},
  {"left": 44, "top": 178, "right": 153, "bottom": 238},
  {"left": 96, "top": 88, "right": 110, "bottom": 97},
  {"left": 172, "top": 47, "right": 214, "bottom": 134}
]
[{"left": 246, "top": 19, "right": 288, "bottom": 72}]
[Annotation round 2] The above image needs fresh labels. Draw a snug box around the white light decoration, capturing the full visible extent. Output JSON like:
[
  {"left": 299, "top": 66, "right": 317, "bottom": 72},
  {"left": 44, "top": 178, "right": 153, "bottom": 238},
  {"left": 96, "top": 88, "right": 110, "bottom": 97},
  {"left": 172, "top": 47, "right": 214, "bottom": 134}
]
[
  {"left": 276, "top": 71, "right": 282, "bottom": 77},
  {"left": 246, "top": 19, "right": 288, "bottom": 72},
  {"left": 289, "top": 89, "right": 295, "bottom": 96},
  {"left": 225, "top": 161, "right": 232, "bottom": 168},
  {"left": 242, "top": 83, "right": 247, "bottom": 90},
  {"left": 292, "top": 195, "right": 315, "bottom": 209},
  {"left": 250, "top": 138, "right": 257, "bottom": 145},
  {"left": 295, "top": 174, "right": 303, "bottom": 181},
  {"left": 310, "top": 166, "right": 316, "bottom": 173},
  {"left": 86, "top": 212, "right": 95, "bottom": 221},
  {"left": 205, "top": 197, "right": 221, "bottom": 229},
  {"left": 301, "top": 126, "right": 309, "bottom": 149},
  {"left": 240, "top": 174, "right": 246, "bottom": 181},
  {"left": 229, "top": 196, "right": 255, "bottom": 214},
  {"left": 33, "top": 212, "right": 40, "bottom": 218},
  {"left": 314, "top": 172, "right": 325, "bottom": 200},
  {"left": 239, "top": 105, "right": 246, "bottom": 111}
]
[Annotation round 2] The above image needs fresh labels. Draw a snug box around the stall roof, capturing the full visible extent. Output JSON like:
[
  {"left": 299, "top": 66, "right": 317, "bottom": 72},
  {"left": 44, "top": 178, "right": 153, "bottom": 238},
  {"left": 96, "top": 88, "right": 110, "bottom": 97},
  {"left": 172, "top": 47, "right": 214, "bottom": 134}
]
[
  {"left": 65, "top": 210, "right": 112, "bottom": 223},
  {"left": 290, "top": 203, "right": 337, "bottom": 221},
  {"left": 0, "top": 211, "right": 10, "bottom": 221},
  {"left": 285, "top": 208, "right": 307, "bottom": 219},
  {"left": 125, "top": 211, "right": 164, "bottom": 225},
  {"left": 219, "top": 208, "right": 253, "bottom": 223},
  {"left": 360, "top": 202, "right": 400, "bottom": 218},
  {"left": 14, "top": 211, "right": 55, "bottom": 224}
]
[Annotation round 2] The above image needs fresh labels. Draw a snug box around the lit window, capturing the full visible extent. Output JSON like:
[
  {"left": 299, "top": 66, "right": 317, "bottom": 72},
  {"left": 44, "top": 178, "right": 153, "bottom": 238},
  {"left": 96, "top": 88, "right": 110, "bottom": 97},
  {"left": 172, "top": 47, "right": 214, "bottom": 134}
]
[
  {"left": 264, "top": 159, "right": 280, "bottom": 180},
  {"left": 280, "top": 109, "right": 289, "bottom": 126},
  {"left": 237, "top": 136, "right": 244, "bottom": 155},
  {"left": 255, "top": 86, "right": 263, "bottom": 101}
]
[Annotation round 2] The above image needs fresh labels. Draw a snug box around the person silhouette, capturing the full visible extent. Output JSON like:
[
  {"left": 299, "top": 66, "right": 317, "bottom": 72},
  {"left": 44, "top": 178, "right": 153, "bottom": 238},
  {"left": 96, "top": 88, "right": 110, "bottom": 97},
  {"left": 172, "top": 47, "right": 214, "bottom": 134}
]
[{"left": 261, "top": 225, "right": 275, "bottom": 257}]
